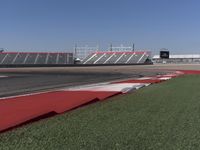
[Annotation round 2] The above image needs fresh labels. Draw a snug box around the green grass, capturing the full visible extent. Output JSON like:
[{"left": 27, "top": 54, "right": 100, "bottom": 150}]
[{"left": 1, "top": 75, "right": 200, "bottom": 150}]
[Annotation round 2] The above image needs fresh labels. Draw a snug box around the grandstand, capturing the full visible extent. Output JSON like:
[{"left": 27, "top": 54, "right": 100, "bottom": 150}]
[
  {"left": 81, "top": 51, "right": 151, "bottom": 65},
  {"left": 0, "top": 45, "right": 152, "bottom": 66},
  {"left": 0, "top": 52, "right": 73, "bottom": 66}
]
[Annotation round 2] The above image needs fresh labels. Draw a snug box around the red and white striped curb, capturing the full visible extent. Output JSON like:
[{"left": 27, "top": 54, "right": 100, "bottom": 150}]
[
  {"left": 65, "top": 83, "right": 150, "bottom": 93},
  {"left": 0, "top": 75, "right": 8, "bottom": 78},
  {"left": 63, "top": 72, "right": 182, "bottom": 93},
  {"left": 0, "top": 71, "right": 182, "bottom": 100}
]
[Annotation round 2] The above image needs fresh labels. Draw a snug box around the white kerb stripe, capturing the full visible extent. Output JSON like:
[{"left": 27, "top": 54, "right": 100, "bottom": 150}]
[
  {"left": 67, "top": 83, "right": 148, "bottom": 93},
  {"left": 137, "top": 77, "right": 155, "bottom": 80},
  {"left": 158, "top": 77, "right": 172, "bottom": 80},
  {"left": 0, "top": 75, "right": 8, "bottom": 78}
]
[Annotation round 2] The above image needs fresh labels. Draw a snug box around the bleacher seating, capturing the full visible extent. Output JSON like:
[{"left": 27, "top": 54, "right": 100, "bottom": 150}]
[
  {"left": 14, "top": 53, "right": 27, "bottom": 64},
  {"left": 2, "top": 53, "right": 17, "bottom": 64},
  {"left": 47, "top": 53, "right": 57, "bottom": 64},
  {"left": 35, "top": 54, "right": 47, "bottom": 64},
  {"left": 82, "top": 51, "right": 150, "bottom": 65},
  {"left": 25, "top": 53, "right": 37, "bottom": 64},
  {"left": 0, "top": 52, "right": 73, "bottom": 65}
]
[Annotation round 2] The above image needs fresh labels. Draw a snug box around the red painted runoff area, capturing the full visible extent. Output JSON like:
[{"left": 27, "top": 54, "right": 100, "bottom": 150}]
[
  {"left": 1, "top": 70, "right": 198, "bottom": 133},
  {"left": 179, "top": 70, "right": 200, "bottom": 75},
  {"left": 0, "top": 91, "right": 120, "bottom": 132}
]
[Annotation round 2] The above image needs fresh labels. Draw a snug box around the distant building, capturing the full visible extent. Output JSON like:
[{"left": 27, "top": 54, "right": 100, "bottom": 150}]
[{"left": 152, "top": 54, "right": 200, "bottom": 64}]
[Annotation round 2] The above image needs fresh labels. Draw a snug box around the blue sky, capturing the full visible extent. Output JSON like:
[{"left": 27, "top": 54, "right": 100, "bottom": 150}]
[{"left": 0, "top": 0, "right": 200, "bottom": 54}]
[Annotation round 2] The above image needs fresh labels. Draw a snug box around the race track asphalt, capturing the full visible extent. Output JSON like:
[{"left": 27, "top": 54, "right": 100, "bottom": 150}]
[
  {"left": 3, "top": 63, "right": 197, "bottom": 98},
  {"left": 0, "top": 66, "right": 166, "bottom": 98}
]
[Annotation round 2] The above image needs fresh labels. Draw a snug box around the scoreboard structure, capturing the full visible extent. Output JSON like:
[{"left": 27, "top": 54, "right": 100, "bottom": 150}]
[{"left": 160, "top": 51, "right": 170, "bottom": 59}]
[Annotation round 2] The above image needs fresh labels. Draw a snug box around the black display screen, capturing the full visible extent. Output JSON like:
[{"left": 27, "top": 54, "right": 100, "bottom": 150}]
[{"left": 160, "top": 51, "right": 169, "bottom": 59}]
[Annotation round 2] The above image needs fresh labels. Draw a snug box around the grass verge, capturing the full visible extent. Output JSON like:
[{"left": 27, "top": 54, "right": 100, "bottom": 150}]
[{"left": 1, "top": 75, "right": 200, "bottom": 150}]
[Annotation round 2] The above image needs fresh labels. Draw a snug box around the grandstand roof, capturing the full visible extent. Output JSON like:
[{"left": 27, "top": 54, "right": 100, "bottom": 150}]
[{"left": 93, "top": 51, "right": 151, "bottom": 55}]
